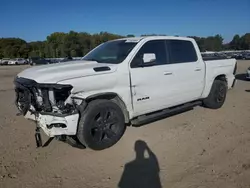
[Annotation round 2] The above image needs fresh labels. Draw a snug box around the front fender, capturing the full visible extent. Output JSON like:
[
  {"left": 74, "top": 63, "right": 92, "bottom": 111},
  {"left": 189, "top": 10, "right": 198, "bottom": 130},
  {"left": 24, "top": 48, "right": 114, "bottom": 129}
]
[
  {"left": 70, "top": 91, "right": 132, "bottom": 122},
  {"left": 72, "top": 91, "right": 117, "bottom": 100}
]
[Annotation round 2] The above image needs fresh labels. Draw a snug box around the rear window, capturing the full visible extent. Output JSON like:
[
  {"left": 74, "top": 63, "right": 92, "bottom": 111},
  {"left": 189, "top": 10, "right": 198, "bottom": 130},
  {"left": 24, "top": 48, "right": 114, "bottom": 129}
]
[{"left": 167, "top": 40, "right": 198, "bottom": 64}]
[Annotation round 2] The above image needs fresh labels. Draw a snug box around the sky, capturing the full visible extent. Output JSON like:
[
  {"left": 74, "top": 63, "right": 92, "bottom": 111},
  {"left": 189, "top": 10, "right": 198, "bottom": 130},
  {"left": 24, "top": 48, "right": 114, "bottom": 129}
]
[{"left": 1, "top": 0, "right": 249, "bottom": 43}]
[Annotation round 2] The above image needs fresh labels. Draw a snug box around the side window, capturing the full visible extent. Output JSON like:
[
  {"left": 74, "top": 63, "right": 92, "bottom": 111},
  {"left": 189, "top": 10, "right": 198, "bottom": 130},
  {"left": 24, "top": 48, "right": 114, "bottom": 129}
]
[
  {"left": 167, "top": 40, "right": 198, "bottom": 64},
  {"left": 131, "top": 40, "right": 168, "bottom": 68}
]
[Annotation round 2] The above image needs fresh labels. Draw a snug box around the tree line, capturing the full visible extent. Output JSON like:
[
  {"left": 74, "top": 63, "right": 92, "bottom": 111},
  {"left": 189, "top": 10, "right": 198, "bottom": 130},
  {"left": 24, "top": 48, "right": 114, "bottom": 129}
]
[{"left": 0, "top": 31, "right": 249, "bottom": 59}]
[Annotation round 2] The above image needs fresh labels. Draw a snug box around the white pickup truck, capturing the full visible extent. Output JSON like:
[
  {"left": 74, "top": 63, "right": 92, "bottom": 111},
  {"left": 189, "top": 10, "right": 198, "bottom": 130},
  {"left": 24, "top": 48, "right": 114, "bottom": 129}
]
[{"left": 14, "top": 36, "right": 237, "bottom": 150}]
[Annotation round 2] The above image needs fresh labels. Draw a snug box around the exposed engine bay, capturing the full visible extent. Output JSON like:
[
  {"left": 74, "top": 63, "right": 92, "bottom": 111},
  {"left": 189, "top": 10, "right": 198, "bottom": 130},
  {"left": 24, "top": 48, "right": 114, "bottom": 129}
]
[
  {"left": 14, "top": 77, "right": 83, "bottom": 148},
  {"left": 14, "top": 77, "right": 78, "bottom": 116}
]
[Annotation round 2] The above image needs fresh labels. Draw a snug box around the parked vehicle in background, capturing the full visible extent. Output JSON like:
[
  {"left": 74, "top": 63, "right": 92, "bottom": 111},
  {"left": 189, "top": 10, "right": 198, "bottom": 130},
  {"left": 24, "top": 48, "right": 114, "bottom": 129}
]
[
  {"left": 231, "top": 53, "right": 239, "bottom": 59},
  {"left": 29, "top": 57, "right": 51, "bottom": 65},
  {"left": 14, "top": 36, "right": 237, "bottom": 150},
  {"left": 216, "top": 53, "right": 228, "bottom": 58},
  {"left": 0, "top": 58, "right": 10, "bottom": 65},
  {"left": 48, "top": 58, "right": 60, "bottom": 64},
  {"left": 59, "top": 56, "right": 73, "bottom": 63},
  {"left": 8, "top": 58, "right": 27, "bottom": 65},
  {"left": 246, "top": 67, "right": 250, "bottom": 80},
  {"left": 226, "top": 52, "right": 234, "bottom": 58},
  {"left": 243, "top": 53, "right": 250, "bottom": 60}
]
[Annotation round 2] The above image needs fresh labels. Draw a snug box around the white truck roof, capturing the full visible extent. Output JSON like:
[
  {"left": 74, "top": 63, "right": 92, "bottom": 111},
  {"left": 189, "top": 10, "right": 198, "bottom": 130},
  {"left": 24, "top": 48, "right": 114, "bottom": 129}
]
[{"left": 114, "top": 36, "right": 194, "bottom": 42}]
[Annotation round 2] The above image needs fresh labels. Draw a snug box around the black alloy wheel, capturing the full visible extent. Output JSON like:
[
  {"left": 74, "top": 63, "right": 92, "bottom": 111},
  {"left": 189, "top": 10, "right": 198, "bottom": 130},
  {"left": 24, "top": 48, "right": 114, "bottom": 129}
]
[
  {"left": 77, "top": 99, "right": 126, "bottom": 150},
  {"left": 203, "top": 79, "right": 227, "bottom": 109},
  {"left": 216, "top": 85, "right": 226, "bottom": 103}
]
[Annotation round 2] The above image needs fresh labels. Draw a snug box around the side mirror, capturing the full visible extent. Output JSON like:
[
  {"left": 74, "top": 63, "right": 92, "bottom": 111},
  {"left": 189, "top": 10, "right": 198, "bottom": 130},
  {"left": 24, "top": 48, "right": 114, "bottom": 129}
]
[{"left": 143, "top": 53, "right": 156, "bottom": 64}]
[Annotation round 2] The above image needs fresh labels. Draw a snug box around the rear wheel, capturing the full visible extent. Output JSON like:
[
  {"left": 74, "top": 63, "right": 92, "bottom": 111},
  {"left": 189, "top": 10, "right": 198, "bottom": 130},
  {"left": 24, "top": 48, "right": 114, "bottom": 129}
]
[
  {"left": 203, "top": 79, "right": 227, "bottom": 109},
  {"left": 77, "top": 99, "right": 126, "bottom": 150}
]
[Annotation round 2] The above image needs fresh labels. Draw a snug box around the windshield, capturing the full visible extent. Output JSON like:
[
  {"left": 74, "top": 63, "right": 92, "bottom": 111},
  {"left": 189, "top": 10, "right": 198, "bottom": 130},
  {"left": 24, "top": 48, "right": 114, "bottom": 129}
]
[{"left": 82, "top": 40, "right": 138, "bottom": 64}]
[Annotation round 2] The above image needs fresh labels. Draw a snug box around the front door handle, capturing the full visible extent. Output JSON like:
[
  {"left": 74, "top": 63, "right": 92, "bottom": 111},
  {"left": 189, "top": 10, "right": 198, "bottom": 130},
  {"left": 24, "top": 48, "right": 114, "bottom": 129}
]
[
  {"left": 164, "top": 72, "right": 172, "bottom": 75},
  {"left": 195, "top": 68, "right": 201, "bottom": 71},
  {"left": 131, "top": 85, "right": 136, "bottom": 96}
]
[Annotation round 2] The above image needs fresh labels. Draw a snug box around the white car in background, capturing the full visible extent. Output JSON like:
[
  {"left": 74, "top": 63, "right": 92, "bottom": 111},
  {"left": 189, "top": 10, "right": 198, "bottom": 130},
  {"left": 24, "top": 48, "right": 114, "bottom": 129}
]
[
  {"left": 246, "top": 67, "right": 250, "bottom": 80},
  {"left": 8, "top": 58, "right": 27, "bottom": 65},
  {"left": 0, "top": 58, "right": 10, "bottom": 65}
]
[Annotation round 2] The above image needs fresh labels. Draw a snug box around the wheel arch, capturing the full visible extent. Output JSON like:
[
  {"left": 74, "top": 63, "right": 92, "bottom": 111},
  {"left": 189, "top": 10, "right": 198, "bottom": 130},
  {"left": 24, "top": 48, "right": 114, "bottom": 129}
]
[
  {"left": 214, "top": 74, "right": 227, "bottom": 83},
  {"left": 85, "top": 92, "right": 130, "bottom": 123},
  {"left": 202, "top": 74, "right": 228, "bottom": 99}
]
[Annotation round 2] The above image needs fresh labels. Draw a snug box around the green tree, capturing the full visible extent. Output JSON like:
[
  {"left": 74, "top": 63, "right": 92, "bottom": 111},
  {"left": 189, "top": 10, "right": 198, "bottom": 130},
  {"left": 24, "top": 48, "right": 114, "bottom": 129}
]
[
  {"left": 0, "top": 32, "right": 249, "bottom": 59},
  {"left": 127, "top": 34, "right": 135, "bottom": 37},
  {"left": 229, "top": 34, "right": 241, "bottom": 50},
  {"left": 241, "top": 33, "right": 250, "bottom": 50}
]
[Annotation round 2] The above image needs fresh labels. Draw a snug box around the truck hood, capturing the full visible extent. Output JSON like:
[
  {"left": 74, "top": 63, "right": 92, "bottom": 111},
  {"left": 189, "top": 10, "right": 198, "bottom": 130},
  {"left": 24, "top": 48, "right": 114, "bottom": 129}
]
[{"left": 17, "top": 60, "right": 118, "bottom": 83}]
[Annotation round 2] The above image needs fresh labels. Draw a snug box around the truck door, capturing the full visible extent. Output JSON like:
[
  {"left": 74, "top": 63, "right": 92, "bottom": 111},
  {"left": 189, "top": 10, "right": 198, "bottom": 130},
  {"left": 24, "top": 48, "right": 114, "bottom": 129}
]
[
  {"left": 164, "top": 39, "right": 205, "bottom": 104},
  {"left": 129, "top": 40, "right": 173, "bottom": 116}
]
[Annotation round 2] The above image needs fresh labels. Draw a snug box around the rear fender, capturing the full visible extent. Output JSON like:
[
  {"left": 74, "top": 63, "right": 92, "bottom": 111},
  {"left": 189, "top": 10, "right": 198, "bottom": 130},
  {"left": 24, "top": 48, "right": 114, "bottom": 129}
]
[{"left": 202, "top": 74, "right": 233, "bottom": 98}]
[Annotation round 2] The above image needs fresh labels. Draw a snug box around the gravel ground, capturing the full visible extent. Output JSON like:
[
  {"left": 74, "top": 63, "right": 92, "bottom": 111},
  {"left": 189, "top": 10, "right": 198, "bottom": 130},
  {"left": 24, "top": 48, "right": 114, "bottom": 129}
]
[{"left": 0, "top": 61, "right": 250, "bottom": 188}]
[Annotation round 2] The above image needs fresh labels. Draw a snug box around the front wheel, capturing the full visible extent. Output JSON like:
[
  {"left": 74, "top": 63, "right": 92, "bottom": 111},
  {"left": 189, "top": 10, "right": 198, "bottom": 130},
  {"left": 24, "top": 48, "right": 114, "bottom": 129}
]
[
  {"left": 77, "top": 99, "right": 126, "bottom": 150},
  {"left": 203, "top": 79, "right": 227, "bottom": 109}
]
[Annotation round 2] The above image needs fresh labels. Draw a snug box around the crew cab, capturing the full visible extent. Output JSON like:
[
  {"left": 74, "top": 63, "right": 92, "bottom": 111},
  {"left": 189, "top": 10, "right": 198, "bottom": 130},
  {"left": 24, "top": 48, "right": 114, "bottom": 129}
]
[{"left": 14, "top": 36, "right": 237, "bottom": 150}]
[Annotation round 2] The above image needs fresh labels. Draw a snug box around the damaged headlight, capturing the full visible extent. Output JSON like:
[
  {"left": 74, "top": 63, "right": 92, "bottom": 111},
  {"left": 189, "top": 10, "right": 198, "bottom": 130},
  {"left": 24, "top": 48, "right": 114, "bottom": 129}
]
[
  {"left": 14, "top": 77, "right": 75, "bottom": 115},
  {"left": 51, "top": 85, "right": 74, "bottom": 114},
  {"left": 37, "top": 84, "right": 74, "bottom": 114}
]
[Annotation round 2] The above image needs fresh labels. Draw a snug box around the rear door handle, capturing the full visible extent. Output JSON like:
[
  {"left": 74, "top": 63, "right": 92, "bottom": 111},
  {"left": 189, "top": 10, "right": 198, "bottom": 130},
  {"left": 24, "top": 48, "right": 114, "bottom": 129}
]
[
  {"left": 164, "top": 72, "right": 172, "bottom": 75},
  {"left": 195, "top": 68, "right": 201, "bottom": 71}
]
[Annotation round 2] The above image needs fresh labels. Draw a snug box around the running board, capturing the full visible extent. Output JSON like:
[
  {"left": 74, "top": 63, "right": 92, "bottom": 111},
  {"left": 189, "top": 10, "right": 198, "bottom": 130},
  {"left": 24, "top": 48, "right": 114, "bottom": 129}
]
[{"left": 131, "top": 101, "right": 202, "bottom": 126}]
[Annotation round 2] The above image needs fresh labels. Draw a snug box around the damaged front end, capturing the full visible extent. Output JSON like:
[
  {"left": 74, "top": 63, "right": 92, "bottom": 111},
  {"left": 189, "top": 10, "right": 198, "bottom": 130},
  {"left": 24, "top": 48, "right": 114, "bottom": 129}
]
[{"left": 14, "top": 77, "right": 82, "bottom": 147}]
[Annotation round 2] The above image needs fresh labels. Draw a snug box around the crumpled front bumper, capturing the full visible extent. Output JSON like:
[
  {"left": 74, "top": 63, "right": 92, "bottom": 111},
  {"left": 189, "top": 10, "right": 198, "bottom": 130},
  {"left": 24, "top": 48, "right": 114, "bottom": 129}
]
[
  {"left": 25, "top": 111, "right": 79, "bottom": 137},
  {"left": 14, "top": 77, "right": 80, "bottom": 137}
]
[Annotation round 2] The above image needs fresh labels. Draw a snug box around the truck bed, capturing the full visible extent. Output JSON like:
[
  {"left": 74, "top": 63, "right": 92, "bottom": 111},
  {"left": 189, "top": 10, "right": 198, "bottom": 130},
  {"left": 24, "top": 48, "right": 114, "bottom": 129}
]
[{"left": 201, "top": 57, "right": 236, "bottom": 99}]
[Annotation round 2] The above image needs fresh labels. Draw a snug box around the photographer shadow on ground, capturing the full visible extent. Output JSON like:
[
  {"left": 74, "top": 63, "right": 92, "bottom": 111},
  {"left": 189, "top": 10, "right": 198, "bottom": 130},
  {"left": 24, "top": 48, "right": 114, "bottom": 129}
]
[{"left": 118, "top": 140, "right": 162, "bottom": 188}]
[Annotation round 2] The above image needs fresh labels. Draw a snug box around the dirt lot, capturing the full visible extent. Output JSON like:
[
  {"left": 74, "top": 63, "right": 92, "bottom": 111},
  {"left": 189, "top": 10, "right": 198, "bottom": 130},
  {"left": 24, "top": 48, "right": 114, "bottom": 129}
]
[{"left": 0, "top": 61, "right": 250, "bottom": 188}]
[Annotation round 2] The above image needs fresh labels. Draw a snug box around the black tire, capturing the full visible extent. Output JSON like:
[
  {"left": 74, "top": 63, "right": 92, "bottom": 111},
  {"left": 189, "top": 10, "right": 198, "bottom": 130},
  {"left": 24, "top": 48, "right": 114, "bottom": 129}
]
[
  {"left": 77, "top": 99, "right": 126, "bottom": 150},
  {"left": 203, "top": 79, "right": 227, "bottom": 109}
]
